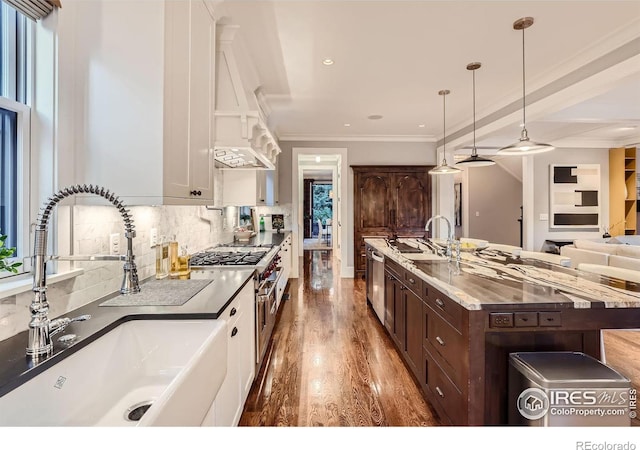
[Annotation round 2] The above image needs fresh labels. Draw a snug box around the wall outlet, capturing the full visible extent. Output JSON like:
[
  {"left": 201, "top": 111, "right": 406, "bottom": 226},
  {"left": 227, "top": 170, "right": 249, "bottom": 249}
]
[
  {"left": 150, "top": 228, "right": 158, "bottom": 248},
  {"left": 109, "top": 233, "right": 120, "bottom": 255},
  {"left": 475, "top": 211, "right": 480, "bottom": 217},
  {"left": 539, "top": 213, "right": 549, "bottom": 221}
]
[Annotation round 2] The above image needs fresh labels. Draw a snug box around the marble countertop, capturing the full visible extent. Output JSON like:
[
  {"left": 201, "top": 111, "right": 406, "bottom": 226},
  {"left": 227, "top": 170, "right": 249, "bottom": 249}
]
[
  {"left": 0, "top": 268, "right": 255, "bottom": 398},
  {"left": 366, "top": 238, "right": 640, "bottom": 311}
]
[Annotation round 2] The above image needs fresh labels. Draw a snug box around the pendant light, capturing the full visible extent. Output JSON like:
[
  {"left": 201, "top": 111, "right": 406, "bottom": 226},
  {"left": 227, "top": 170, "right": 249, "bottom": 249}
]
[
  {"left": 429, "top": 90, "right": 461, "bottom": 175},
  {"left": 498, "top": 17, "right": 554, "bottom": 155},
  {"left": 456, "top": 62, "right": 496, "bottom": 167}
]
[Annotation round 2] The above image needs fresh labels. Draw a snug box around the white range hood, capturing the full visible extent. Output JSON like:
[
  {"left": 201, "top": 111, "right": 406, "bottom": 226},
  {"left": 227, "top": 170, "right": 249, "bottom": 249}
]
[{"left": 214, "top": 24, "right": 280, "bottom": 169}]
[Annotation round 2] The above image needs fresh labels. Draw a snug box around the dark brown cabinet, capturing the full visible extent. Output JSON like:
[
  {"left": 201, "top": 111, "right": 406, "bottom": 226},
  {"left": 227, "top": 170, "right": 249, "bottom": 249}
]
[
  {"left": 353, "top": 166, "right": 432, "bottom": 278},
  {"left": 383, "top": 258, "right": 424, "bottom": 392}
]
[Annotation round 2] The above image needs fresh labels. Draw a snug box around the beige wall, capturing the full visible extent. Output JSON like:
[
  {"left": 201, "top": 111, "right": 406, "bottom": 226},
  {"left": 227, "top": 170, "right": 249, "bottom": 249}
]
[
  {"left": 467, "top": 164, "right": 522, "bottom": 246},
  {"left": 533, "top": 148, "right": 610, "bottom": 251}
]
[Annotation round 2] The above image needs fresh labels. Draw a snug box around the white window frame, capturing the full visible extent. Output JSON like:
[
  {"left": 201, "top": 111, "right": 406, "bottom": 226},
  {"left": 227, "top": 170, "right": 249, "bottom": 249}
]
[{"left": 0, "top": 3, "right": 32, "bottom": 280}]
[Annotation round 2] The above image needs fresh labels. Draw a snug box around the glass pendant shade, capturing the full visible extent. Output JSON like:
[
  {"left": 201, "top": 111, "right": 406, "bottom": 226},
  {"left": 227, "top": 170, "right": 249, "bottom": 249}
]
[
  {"left": 456, "top": 62, "right": 495, "bottom": 168},
  {"left": 429, "top": 89, "right": 461, "bottom": 175},
  {"left": 497, "top": 17, "right": 554, "bottom": 156}
]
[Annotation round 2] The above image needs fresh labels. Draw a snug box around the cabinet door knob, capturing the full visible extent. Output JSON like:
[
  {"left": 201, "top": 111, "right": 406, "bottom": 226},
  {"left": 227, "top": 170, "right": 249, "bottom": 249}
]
[
  {"left": 409, "top": 278, "right": 415, "bottom": 284},
  {"left": 230, "top": 307, "right": 237, "bottom": 317},
  {"left": 435, "top": 298, "right": 445, "bottom": 308},
  {"left": 231, "top": 327, "right": 238, "bottom": 337},
  {"left": 435, "top": 336, "right": 445, "bottom": 346},
  {"left": 435, "top": 386, "right": 445, "bottom": 398}
]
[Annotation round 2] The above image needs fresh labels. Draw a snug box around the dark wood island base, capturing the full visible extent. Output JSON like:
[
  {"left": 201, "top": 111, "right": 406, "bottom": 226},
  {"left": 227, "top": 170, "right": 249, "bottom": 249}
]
[{"left": 367, "top": 240, "right": 640, "bottom": 426}]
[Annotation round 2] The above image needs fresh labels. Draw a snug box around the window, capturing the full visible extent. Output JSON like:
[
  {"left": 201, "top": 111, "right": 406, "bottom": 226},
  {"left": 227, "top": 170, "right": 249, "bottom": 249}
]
[{"left": 0, "top": 1, "right": 30, "bottom": 278}]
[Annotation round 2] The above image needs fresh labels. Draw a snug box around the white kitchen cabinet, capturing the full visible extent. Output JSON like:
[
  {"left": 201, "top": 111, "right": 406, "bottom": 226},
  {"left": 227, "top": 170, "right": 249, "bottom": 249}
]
[
  {"left": 62, "top": 0, "right": 216, "bottom": 205},
  {"left": 209, "top": 280, "right": 255, "bottom": 427},
  {"left": 222, "top": 169, "right": 276, "bottom": 206}
]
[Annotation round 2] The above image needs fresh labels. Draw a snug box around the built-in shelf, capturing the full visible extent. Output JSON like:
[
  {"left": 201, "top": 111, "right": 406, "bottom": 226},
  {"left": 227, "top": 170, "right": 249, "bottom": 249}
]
[{"left": 610, "top": 147, "right": 637, "bottom": 236}]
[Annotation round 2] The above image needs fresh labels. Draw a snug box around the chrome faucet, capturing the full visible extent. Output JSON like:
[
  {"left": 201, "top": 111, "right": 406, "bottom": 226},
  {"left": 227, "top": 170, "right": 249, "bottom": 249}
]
[
  {"left": 28, "top": 185, "right": 141, "bottom": 362},
  {"left": 425, "top": 215, "right": 455, "bottom": 260}
]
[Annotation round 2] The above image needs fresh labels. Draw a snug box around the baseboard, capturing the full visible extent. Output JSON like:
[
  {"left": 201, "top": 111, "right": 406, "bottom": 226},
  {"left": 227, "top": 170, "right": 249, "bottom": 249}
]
[{"left": 341, "top": 265, "right": 354, "bottom": 278}]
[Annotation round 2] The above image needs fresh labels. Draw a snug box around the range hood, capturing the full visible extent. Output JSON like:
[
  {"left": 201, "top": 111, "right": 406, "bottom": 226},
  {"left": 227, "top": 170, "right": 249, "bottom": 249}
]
[{"left": 214, "top": 24, "right": 280, "bottom": 169}]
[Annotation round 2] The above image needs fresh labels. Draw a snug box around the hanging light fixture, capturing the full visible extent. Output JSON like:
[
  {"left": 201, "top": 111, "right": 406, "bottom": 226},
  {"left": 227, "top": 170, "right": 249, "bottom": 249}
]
[
  {"left": 429, "top": 90, "right": 461, "bottom": 175},
  {"left": 498, "top": 17, "right": 554, "bottom": 155},
  {"left": 456, "top": 62, "right": 495, "bottom": 167}
]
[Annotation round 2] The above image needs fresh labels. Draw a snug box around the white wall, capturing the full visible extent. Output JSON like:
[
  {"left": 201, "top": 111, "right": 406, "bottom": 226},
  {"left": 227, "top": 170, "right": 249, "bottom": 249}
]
[{"left": 532, "top": 148, "right": 610, "bottom": 251}]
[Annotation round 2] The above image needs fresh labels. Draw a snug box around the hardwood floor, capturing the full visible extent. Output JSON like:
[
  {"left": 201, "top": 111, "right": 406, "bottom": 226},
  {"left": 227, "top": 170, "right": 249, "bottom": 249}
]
[
  {"left": 239, "top": 250, "right": 439, "bottom": 426},
  {"left": 239, "top": 250, "right": 640, "bottom": 427},
  {"left": 602, "top": 330, "right": 640, "bottom": 426}
]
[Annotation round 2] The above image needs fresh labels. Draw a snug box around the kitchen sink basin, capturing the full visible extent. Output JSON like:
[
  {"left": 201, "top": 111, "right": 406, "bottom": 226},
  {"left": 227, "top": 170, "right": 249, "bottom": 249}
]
[{"left": 0, "top": 319, "right": 227, "bottom": 426}]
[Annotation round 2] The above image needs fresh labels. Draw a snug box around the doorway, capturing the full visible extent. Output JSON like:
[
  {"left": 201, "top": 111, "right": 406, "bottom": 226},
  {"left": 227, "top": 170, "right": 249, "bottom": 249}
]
[{"left": 292, "top": 148, "right": 348, "bottom": 278}]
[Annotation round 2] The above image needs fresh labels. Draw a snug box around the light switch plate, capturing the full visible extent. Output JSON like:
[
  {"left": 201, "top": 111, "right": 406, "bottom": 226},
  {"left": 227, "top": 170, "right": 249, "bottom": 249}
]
[{"left": 150, "top": 228, "right": 158, "bottom": 248}]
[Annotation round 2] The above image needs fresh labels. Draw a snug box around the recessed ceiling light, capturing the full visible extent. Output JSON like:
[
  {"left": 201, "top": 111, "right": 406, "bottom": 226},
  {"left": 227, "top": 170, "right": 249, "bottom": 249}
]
[
  {"left": 368, "top": 114, "right": 383, "bottom": 120},
  {"left": 322, "top": 59, "right": 334, "bottom": 66},
  {"left": 418, "top": 124, "right": 425, "bottom": 128},
  {"left": 344, "top": 123, "right": 351, "bottom": 127},
  {"left": 315, "top": 156, "right": 321, "bottom": 162}
]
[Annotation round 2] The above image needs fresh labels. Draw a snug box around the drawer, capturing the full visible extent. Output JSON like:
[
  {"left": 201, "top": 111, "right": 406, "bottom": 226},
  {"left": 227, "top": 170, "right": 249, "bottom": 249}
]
[
  {"left": 424, "top": 284, "right": 463, "bottom": 331},
  {"left": 514, "top": 312, "right": 538, "bottom": 327},
  {"left": 403, "top": 270, "right": 423, "bottom": 296},
  {"left": 424, "top": 347, "right": 464, "bottom": 425},
  {"left": 425, "top": 305, "right": 465, "bottom": 386},
  {"left": 539, "top": 311, "right": 562, "bottom": 327},
  {"left": 385, "top": 258, "right": 403, "bottom": 279}
]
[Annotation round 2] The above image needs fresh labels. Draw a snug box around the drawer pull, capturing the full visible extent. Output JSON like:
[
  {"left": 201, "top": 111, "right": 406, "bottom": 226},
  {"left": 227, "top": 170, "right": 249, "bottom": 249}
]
[
  {"left": 409, "top": 277, "right": 415, "bottom": 284},
  {"left": 435, "top": 298, "right": 445, "bottom": 308},
  {"left": 435, "top": 386, "right": 445, "bottom": 398},
  {"left": 231, "top": 327, "right": 238, "bottom": 337},
  {"left": 230, "top": 307, "right": 237, "bottom": 317},
  {"left": 435, "top": 336, "right": 445, "bottom": 346}
]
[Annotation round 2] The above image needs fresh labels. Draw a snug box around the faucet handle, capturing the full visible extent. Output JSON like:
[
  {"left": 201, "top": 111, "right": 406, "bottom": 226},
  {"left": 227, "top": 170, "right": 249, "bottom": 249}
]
[{"left": 49, "top": 314, "right": 91, "bottom": 338}]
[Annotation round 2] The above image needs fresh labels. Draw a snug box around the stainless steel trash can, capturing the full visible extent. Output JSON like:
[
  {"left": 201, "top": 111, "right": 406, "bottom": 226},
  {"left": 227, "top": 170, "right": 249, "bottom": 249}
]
[{"left": 508, "top": 351, "right": 631, "bottom": 426}]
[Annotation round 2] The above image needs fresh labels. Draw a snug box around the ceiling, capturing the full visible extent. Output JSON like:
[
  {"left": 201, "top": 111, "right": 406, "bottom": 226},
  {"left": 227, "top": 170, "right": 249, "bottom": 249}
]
[{"left": 216, "top": 1, "right": 640, "bottom": 153}]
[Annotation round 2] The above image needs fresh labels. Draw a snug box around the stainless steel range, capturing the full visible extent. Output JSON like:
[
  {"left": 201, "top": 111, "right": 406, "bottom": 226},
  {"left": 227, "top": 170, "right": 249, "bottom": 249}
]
[{"left": 190, "top": 245, "right": 282, "bottom": 371}]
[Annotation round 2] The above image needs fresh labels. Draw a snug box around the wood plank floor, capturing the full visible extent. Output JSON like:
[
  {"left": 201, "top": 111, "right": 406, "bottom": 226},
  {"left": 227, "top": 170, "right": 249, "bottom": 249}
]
[
  {"left": 239, "top": 250, "right": 640, "bottom": 427},
  {"left": 239, "top": 250, "right": 438, "bottom": 426}
]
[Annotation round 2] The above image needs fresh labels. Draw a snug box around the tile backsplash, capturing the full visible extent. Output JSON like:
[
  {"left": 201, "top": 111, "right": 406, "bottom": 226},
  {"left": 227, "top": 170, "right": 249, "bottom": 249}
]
[{"left": 0, "top": 204, "right": 237, "bottom": 342}]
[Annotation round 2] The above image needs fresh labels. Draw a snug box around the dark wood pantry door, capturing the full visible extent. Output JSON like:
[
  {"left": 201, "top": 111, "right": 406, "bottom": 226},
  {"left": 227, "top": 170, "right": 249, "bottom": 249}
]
[{"left": 353, "top": 166, "right": 432, "bottom": 278}]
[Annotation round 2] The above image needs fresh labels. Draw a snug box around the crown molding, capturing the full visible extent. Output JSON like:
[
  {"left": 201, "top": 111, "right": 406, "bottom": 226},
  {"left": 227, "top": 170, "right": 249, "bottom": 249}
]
[{"left": 278, "top": 134, "right": 437, "bottom": 143}]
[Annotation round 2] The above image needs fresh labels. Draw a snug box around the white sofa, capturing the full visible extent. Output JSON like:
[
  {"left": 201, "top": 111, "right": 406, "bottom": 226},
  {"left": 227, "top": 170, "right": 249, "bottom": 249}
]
[{"left": 560, "top": 236, "right": 640, "bottom": 271}]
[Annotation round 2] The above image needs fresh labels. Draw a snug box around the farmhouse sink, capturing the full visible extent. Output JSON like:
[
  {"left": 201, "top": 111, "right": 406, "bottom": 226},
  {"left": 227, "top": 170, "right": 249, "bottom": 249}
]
[{"left": 0, "top": 319, "right": 227, "bottom": 426}]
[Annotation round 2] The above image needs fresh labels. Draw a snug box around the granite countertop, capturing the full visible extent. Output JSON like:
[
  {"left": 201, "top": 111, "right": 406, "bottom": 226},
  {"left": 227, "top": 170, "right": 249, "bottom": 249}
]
[
  {"left": 365, "top": 238, "right": 640, "bottom": 311},
  {"left": 0, "top": 268, "right": 255, "bottom": 398}
]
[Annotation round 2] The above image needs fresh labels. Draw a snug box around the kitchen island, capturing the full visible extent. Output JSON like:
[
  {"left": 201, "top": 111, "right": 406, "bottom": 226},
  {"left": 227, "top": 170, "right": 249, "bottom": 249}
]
[{"left": 365, "top": 238, "right": 640, "bottom": 425}]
